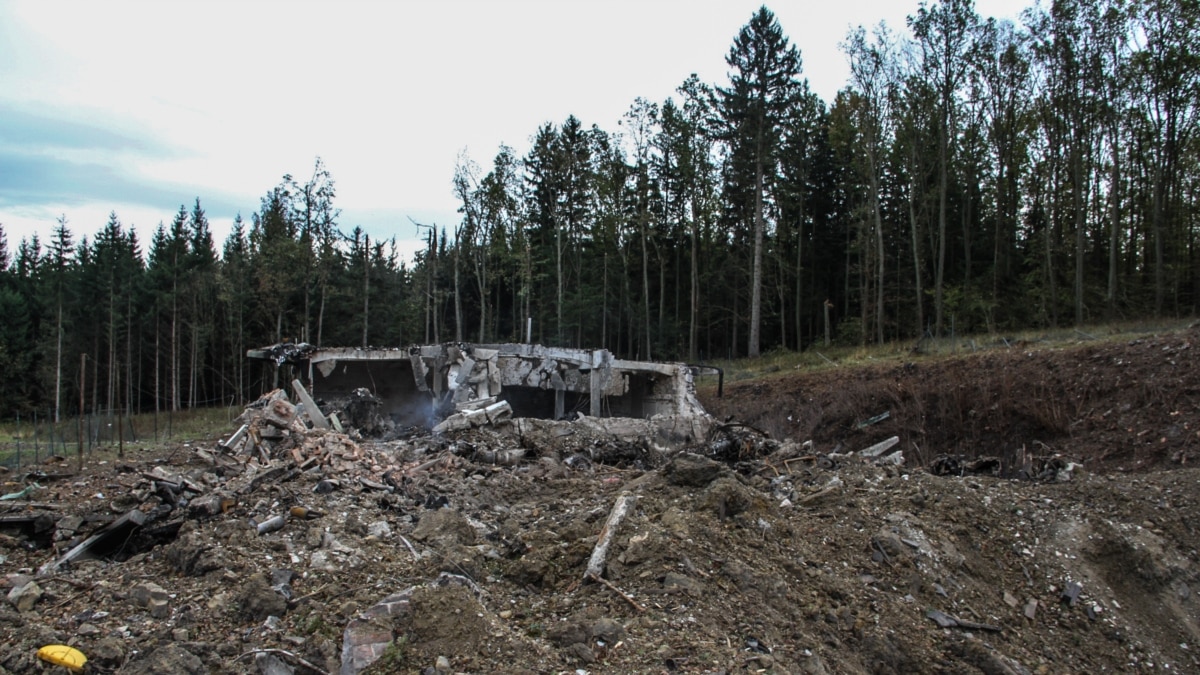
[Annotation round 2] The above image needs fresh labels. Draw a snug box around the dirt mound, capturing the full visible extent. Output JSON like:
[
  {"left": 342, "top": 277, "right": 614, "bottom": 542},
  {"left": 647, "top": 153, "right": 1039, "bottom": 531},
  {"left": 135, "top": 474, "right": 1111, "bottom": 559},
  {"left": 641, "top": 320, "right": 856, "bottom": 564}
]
[
  {"left": 1, "top": 327, "right": 1198, "bottom": 674},
  {"left": 706, "top": 325, "right": 1200, "bottom": 473}
]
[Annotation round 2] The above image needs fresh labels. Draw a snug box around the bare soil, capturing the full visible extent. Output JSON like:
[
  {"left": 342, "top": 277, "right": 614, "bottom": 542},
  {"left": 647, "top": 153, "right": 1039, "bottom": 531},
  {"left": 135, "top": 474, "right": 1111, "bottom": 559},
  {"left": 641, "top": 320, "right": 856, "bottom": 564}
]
[{"left": 2, "top": 324, "right": 1199, "bottom": 674}]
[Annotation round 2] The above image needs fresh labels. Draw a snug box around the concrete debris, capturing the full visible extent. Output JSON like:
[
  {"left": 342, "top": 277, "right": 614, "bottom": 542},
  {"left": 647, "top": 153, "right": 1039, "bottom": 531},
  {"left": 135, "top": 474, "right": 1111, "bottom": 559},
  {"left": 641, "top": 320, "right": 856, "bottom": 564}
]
[
  {"left": 584, "top": 492, "right": 637, "bottom": 581},
  {"left": 39, "top": 508, "right": 148, "bottom": 574},
  {"left": 0, "top": 332, "right": 1193, "bottom": 674},
  {"left": 859, "top": 435, "right": 900, "bottom": 458},
  {"left": 291, "top": 379, "right": 330, "bottom": 430},
  {"left": 340, "top": 573, "right": 478, "bottom": 675},
  {"left": 432, "top": 400, "right": 512, "bottom": 434},
  {"left": 7, "top": 578, "right": 43, "bottom": 612},
  {"left": 131, "top": 582, "right": 171, "bottom": 619},
  {"left": 0, "top": 483, "right": 43, "bottom": 501},
  {"left": 925, "top": 608, "right": 1002, "bottom": 632},
  {"left": 248, "top": 341, "right": 714, "bottom": 442}
]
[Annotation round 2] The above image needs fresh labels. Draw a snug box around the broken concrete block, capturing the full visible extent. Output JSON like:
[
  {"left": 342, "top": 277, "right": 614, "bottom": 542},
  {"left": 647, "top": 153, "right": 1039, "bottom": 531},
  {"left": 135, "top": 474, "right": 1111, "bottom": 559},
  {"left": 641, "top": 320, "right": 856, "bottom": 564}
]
[
  {"left": 148, "top": 597, "right": 171, "bottom": 619},
  {"left": 131, "top": 582, "right": 169, "bottom": 610},
  {"left": 367, "top": 521, "right": 392, "bottom": 538},
  {"left": 484, "top": 400, "right": 513, "bottom": 424},
  {"left": 664, "top": 453, "right": 727, "bottom": 487},
  {"left": 53, "top": 515, "right": 84, "bottom": 542},
  {"left": 256, "top": 652, "right": 295, "bottom": 675},
  {"left": 292, "top": 379, "right": 330, "bottom": 430},
  {"left": 310, "top": 551, "right": 337, "bottom": 571},
  {"left": 7, "top": 579, "right": 43, "bottom": 611},
  {"left": 340, "top": 588, "right": 415, "bottom": 675},
  {"left": 875, "top": 450, "right": 905, "bottom": 466},
  {"left": 860, "top": 436, "right": 900, "bottom": 458},
  {"left": 432, "top": 414, "right": 472, "bottom": 434},
  {"left": 1024, "top": 599, "right": 1038, "bottom": 620},
  {"left": 187, "top": 493, "right": 235, "bottom": 519},
  {"left": 464, "top": 408, "right": 489, "bottom": 427},
  {"left": 263, "top": 399, "right": 298, "bottom": 429},
  {"left": 220, "top": 424, "right": 249, "bottom": 451},
  {"left": 456, "top": 396, "right": 498, "bottom": 412}
]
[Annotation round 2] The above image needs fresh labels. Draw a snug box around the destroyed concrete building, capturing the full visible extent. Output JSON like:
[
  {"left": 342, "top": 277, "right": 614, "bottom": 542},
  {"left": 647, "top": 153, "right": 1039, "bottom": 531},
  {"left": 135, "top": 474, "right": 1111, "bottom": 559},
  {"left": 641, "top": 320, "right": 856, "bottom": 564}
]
[{"left": 247, "top": 342, "right": 715, "bottom": 445}]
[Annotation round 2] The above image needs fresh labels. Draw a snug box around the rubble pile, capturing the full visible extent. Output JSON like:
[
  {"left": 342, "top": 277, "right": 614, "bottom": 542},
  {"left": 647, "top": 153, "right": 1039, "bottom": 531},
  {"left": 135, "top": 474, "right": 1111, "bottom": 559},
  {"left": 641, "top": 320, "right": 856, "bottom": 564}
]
[{"left": 1, "top": 330, "right": 1198, "bottom": 673}]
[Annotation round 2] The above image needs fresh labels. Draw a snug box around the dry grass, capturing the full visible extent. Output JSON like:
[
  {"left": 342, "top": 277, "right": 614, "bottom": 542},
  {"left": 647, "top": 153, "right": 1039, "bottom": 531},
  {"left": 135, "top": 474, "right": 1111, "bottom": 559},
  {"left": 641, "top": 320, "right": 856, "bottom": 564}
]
[
  {"left": 0, "top": 405, "right": 240, "bottom": 469},
  {"left": 696, "top": 318, "right": 1195, "bottom": 395}
]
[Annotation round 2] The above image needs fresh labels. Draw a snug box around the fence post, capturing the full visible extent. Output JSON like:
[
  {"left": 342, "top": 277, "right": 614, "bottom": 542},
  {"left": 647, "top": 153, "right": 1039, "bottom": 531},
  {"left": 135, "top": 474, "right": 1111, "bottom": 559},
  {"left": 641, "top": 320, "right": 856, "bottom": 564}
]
[
  {"left": 15, "top": 413, "right": 21, "bottom": 471},
  {"left": 33, "top": 409, "right": 40, "bottom": 465}
]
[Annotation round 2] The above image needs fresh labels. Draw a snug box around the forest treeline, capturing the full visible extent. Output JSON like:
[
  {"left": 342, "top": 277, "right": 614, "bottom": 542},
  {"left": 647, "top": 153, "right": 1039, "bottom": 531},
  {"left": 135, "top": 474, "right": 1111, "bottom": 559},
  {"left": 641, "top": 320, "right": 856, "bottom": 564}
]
[{"left": 1, "top": 0, "right": 1198, "bottom": 419}]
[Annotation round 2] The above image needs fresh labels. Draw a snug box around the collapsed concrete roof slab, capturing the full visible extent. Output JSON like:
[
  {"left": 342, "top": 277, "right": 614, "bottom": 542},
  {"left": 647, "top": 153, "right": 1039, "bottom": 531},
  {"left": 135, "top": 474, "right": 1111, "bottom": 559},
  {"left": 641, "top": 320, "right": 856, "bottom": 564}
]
[{"left": 247, "top": 343, "right": 713, "bottom": 443}]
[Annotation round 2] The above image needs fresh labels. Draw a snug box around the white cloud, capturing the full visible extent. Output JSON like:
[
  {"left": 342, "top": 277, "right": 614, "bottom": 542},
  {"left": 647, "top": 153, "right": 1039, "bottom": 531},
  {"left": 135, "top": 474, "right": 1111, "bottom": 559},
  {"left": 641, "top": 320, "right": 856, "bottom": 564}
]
[{"left": 1, "top": 0, "right": 1030, "bottom": 258}]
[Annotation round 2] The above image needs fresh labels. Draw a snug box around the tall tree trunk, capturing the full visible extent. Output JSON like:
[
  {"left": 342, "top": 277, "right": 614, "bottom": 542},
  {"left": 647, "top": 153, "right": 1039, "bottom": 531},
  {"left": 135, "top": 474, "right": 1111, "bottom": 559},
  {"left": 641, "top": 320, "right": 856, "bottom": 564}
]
[
  {"left": 749, "top": 162, "right": 765, "bottom": 357},
  {"left": 302, "top": 286, "right": 309, "bottom": 343},
  {"left": 1043, "top": 186, "right": 1058, "bottom": 328},
  {"left": 317, "top": 285, "right": 326, "bottom": 347},
  {"left": 556, "top": 212, "right": 564, "bottom": 346},
  {"left": 126, "top": 294, "right": 133, "bottom": 417},
  {"left": 1074, "top": 146, "right": 1087, "bottom": 326},
  {"left": 154, "top": 313, "right": 160, "bottom": 415},
  {"left": 602, "top": 252, "right": 608, "bottom": 349},
  {"left": 55, "top": 304, "right": 63, "bottom": 422},
  {"left": 909, "top": 178, "right": 925, "bottom": 336},
  {"left": 189, "top": 322, "right": 198, "bottom": 409},
  {"left": 993, "top": 158, "right": 1006, "bottom": 310},
  {"left": 777, "top": 256, "right": 787, "bottom": 348},
  {"left": 689, "top": 203, "right": 699, "bottom": 361},
  {"left": 641, "top": 213, "right": 652, "bottom": 360},
  {"left": 107, "top": 279, "right": 115, "bottom": 414},
  {"left": 274, "top": 310, "right": 283, "bottom": 389},
  {"left": 793, "top": 200, "right": 804, "bottom": 352},
  {"left": 362, "top": 235, "right": 370, "bottom": 348},
  {"left": 859, "top": 218, "right": 869, "bottom": 347},
  {"left": 1107, "top": 135, "right": 1121, "bottom": 312},
  {"left": 876, "top": 206, "right": 885, "bottom": 344},
  {"left": 962, "top": 187, "right": 972, "bottom": 289},
  {"left": 1152, "top": 165, "right": 1165, "bottom": 317},
  {"left": 453, "top": 244, "right": 463, "bottom": 342},
  {"left": 935, "top": 121, "right": 948, "bottom": 337},
  {"left": 171, "top": 277, "right": 179, "bottom": 412},
  {"left": 869, "top": 156, "right": 885, "bottom": 345}
]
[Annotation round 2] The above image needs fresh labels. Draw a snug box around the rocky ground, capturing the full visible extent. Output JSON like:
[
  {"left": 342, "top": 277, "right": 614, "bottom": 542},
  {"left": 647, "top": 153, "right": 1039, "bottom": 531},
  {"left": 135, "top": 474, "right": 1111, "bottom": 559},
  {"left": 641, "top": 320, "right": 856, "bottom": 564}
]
[{"left": 2, "top": 324, "right": 1198, "bottom": 674}]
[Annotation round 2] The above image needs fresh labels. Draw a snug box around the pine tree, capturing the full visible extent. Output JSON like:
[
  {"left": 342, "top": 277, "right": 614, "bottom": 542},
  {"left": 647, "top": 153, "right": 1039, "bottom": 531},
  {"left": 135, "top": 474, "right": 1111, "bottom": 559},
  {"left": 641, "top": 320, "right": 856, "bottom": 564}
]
[
  {"left": 717, "top": 6, "right": 803, "bottom": 357},
  {"left": 46, "top": 216, "right": 73, "bottom": 421}
]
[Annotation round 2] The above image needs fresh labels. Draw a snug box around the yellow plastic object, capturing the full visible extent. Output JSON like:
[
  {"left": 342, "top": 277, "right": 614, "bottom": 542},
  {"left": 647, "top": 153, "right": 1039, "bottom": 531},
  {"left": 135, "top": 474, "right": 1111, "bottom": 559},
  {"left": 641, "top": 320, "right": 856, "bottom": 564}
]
[{"left": 36, "top": 644, "right": 87, "bottom": 672}]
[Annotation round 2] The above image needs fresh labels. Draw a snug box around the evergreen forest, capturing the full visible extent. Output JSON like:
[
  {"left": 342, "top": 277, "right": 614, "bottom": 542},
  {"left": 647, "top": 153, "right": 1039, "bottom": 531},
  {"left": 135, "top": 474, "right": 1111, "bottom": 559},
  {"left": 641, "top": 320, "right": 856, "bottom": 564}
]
[{"left": 1, "top": 0, "right": 1198, "bottom": 420}]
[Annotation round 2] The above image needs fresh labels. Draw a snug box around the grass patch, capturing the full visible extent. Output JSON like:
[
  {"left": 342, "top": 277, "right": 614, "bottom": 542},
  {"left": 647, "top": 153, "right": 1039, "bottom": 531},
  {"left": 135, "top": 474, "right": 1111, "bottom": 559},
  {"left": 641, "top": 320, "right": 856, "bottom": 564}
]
[
  {"left": 694, "top": 318, "right": 1196, "bottom": 396},
  {"left": 0, "top": 405, "right": 242, "bottom": 469}
]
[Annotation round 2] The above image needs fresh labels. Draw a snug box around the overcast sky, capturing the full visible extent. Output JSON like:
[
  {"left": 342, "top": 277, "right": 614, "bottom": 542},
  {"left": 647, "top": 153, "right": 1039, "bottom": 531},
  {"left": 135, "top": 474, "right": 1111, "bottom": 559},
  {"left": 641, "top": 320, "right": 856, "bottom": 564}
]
[{"left": 0, "top": 0, "right": 1030, "bottom": 261}]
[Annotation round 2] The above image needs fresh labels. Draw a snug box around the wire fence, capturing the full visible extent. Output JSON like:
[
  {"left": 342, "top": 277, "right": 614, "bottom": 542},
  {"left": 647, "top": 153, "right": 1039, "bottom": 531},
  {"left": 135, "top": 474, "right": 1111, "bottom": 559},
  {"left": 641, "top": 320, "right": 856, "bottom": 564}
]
[{"left": 0, "top": 404, "right": 244, "bottom": 472}]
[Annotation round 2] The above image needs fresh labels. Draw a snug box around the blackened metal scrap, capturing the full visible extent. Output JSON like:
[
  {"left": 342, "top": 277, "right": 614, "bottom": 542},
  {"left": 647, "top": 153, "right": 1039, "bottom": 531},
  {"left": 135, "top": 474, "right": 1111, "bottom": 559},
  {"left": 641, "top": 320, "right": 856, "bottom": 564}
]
[{"left": 705, "top": 422, "right": 776, "bottom": 462}]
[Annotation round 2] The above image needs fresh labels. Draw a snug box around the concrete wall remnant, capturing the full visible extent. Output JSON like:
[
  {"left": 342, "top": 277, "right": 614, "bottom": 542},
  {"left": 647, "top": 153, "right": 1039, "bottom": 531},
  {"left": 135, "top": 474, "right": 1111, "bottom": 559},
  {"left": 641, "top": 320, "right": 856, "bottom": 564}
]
[{"left": 247, "top": 342, "right": 712, "bottom": 442}]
